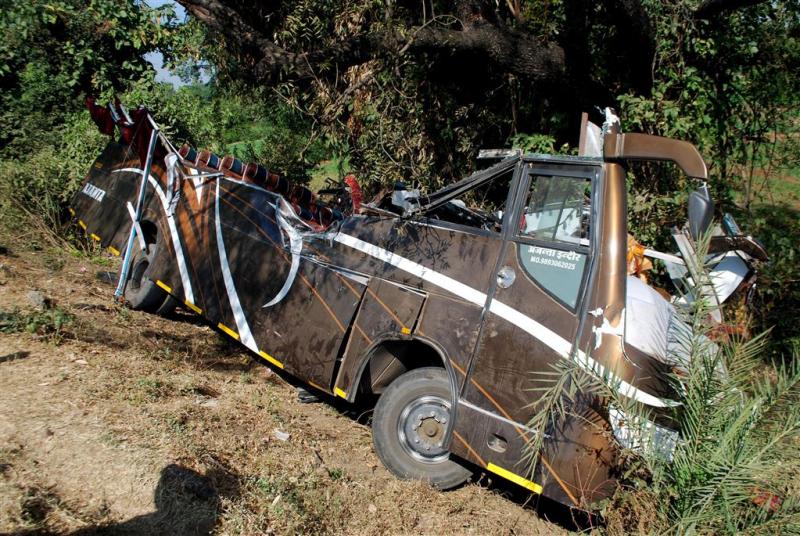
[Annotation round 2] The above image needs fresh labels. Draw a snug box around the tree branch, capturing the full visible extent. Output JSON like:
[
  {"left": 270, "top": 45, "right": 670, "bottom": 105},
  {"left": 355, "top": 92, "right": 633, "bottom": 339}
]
[
  {"left": 177, "top": 0, "right": 566, "bottom": 84},
  {"left": 404, "top": 23, "right": 566, "bottom": 82},
  {"left": 176, "top": 0, "right": 310, "bottom": 80}
]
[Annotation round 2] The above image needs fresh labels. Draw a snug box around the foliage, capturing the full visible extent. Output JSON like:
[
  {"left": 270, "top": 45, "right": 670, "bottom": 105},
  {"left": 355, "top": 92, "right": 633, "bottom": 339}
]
[
  {"left": 178, "top": 0, "right": 581, "bottom": 194},
  {"left": 0, "top": 0, "right": 326, "bottom": 234},
  {"left": 0, "top": 0, "right": 185, "bottom": 236},
  {"left": 508, "top": 133, "right": 557, "bottom": 154},
  {"left": 0, "top": 112, "right": 107, "bottom": 236},
  {"left": 599, "top": 337, "right": 800, "bottom": 534},
  {"left": 526, "top": 241, "right": 800, "bottom": 533},
  {"left": 0, "top": 0, "right": 182, "bottom": 157},
  {"left": 0, "top": 307, "right": 73, "bottom": 342},
  {"left": 748, "top": 204, "right": 800, "bottom": 358},
  {"left": 123, "top": 81, "right": 327, "bottom": 181},
  {"left": 619, "top": 0, "right": 800, "bottom": 202}
]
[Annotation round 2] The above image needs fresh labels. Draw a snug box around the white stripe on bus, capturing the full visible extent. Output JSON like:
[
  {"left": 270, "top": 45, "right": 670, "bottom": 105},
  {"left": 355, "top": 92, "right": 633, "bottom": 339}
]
[{"left": 334, "top": 232, "right": 677, "bottom": 408}]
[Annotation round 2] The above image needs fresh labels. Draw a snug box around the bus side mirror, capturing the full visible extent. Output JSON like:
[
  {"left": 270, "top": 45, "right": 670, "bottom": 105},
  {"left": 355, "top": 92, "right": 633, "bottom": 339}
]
[{"left": 688, "top": 184, "right": 714, "bottom": 240}]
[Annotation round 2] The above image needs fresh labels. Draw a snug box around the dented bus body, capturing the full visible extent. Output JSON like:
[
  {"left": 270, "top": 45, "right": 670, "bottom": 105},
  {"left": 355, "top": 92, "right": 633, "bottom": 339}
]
[{"left": 71, "top": 102, "right": 766, "bottom": 509}]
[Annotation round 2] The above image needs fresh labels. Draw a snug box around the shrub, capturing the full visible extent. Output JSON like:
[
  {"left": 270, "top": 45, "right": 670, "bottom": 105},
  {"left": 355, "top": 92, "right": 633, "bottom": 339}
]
[
  {"left": 0, "top": 307, "right": 74, "bottom": 342},
  {"left": 526, "top": 239, "right": 800, "bottom": 534}
]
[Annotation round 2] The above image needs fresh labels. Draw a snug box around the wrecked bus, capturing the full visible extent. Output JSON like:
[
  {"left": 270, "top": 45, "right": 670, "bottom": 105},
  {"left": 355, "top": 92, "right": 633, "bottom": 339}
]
[{"left": 71, "top": 101, "right": 766, "bottom": 509}]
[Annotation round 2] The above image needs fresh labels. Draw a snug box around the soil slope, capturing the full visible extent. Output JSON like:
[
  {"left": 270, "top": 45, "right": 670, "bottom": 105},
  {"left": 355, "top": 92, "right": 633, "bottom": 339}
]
[{"left": 0, "top": 242, "right": 571, "bottom": 535}]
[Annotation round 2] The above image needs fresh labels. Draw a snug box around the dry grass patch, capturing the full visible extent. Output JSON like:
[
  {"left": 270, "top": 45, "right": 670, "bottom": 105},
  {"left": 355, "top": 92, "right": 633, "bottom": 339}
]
[{"left": 0, "top": 240, "right": 567, "bottom": 535}]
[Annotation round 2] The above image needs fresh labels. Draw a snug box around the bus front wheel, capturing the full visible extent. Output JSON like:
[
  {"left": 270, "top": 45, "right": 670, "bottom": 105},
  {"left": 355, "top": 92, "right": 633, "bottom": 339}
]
[{"left": 372, "top": 367, "right": 471, "bottom": 490}]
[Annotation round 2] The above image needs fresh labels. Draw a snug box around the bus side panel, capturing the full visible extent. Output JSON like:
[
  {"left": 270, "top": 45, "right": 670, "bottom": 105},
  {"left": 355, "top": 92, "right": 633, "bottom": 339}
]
[
  {"left": 537, "top": 405, "right": 618, "bottom": 508},
  {"left": 251, "top": 259, "right": 367, "bottom": 385},
  {"left": 334, "top": 279, "right": 426, "bottom": 397},
  {"left": 174, "top": 178, "right": 369, "bottom": 387},
  {"left": 448, "top": 402, "right": 529, "bottom": 474},
  {"left": 415, "top": 293, "right": 483, "bottom": 393},
  {"left": 71, "top": 140, "right": 153, "bottom": 252},
  {"left": 141, "top": 165, "right": 221, "bottom": 316}
]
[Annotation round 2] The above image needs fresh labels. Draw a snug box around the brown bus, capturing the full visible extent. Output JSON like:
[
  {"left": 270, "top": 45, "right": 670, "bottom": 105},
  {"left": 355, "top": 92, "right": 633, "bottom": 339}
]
[{"left": 71, "top": 101, "right": 765, "bottom": 509}]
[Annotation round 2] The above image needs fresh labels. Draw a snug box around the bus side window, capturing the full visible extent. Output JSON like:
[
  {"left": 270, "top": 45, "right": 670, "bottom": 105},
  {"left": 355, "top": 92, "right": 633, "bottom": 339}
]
[
  {"left": 520, "top": 176, "right": 591, "bottom": 246},
  {"left": 516, "top": 175, "right": 592, "bottom": 309}
]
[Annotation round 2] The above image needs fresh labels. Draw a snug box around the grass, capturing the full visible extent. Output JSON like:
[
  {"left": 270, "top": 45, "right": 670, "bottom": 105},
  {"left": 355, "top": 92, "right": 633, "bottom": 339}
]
[
  {"left": 0, "top": 306, "right": 73, "bottom": 342},
  {"left": 758, "top": 165, "right": 800, "bottom": 206},
  {"left": 0, "top": 234, "right": 563, "bottom": 535},
  {"left": 746, "top": 167, "right": 800, "bottom": 209},
  {"left": 309, "top": 156, "right": 350, "bottom": 192}
]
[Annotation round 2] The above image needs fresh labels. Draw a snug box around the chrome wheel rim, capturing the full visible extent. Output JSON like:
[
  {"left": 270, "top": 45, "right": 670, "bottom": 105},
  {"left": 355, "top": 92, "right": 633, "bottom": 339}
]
[{"left": 397, "top": 395, "right": 451, "bottom": 464}]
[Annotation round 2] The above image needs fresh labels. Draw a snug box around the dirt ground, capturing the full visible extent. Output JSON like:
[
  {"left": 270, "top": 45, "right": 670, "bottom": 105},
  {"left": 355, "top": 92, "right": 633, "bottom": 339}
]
[{"left": 0, "top": 241, "right": 574, "bottom": 535}]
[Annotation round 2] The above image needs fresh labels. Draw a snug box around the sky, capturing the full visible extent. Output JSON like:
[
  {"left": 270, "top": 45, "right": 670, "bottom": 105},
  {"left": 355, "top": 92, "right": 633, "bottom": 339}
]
[{"left": 141, "top": 0, "right": 195, "bottom": 87}]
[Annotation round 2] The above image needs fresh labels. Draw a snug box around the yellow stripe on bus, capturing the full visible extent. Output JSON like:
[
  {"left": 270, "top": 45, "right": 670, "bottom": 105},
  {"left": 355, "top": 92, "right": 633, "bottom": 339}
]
[
  {"left": 90, "top": 233, "right": 101, "bottom": 242},
  {"left": 486, "top": 463, "right": 543, "bottom": 494},
  {"left": 334, "top": 387, "right": 348, "bottom": 399},
  {"left": 78, "top": 220, "right": 87, "bottom": 230},
  {"left": 184, "top": 300, "right": 202, "bottom": 314},
  {"left": 155, "top": 280, "right": 172, "bottom": 293},
  {"left": 258, "top": 350, "right": 284, "bottom": 369},
  {"left": 217, "top": 323, "right": 240, "bottom": 340},
  {"left": 107, "top": 246, "right": 120, "bottom": 256}
]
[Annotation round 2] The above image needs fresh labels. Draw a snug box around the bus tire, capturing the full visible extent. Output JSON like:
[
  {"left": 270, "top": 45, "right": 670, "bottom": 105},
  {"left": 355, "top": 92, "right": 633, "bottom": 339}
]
[
  {"left": 154, "top": 294, "right": 180, "bottom": 316},
  {"left": 372, "top": 367, "right": 471, "bottom": 490},
  {"left": 124, "top": 243, "right": 167, "bottom": 313}
]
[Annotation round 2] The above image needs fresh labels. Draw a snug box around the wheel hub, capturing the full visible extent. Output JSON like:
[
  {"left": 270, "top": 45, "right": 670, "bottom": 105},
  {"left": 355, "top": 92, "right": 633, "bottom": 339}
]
[{"left": 397, "top": 395, "right": 450, "bottom": 463}]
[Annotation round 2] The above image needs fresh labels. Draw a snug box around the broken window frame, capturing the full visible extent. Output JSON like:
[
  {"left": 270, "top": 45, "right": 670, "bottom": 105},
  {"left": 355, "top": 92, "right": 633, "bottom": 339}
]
[{"left": 412, "top": 159, "right": 525, "bottom": 238}]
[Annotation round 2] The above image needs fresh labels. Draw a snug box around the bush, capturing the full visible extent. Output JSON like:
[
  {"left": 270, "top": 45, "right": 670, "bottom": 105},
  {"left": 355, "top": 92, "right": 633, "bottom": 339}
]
[
  {"left": 748, "top": 204, "right": 800, "bottom": 359},
  {"left": 526, "top": 241, "right": 800, "bottom": 534},
  {"left": 601, "top": 333, "right": 800, "bottom": 534},
  {"left": 0, "top": 112, "right": 106, "bottom": 237},
  {"left": 0, "top": 79, "right": 330, "bottom": 245},
  {"left": 122, "top": 80, "right": 328, "bottom": 183}
]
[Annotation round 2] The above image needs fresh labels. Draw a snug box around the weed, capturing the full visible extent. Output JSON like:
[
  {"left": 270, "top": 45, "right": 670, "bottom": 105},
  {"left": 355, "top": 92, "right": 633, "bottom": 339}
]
[
  {"left": 115, "top": 306, "right": 132, "bottom": 323},
  {"left": 0, "top": 307, "right": 73, "bottom": 342},
  {"left": 133, "top": 377, "right": 173, "bottom": 402},
  {"left": 68, "top": 241, "right": 113, "bottom": 267},
  {"left": 165, "top": 415, "right": 189, "bottom": 435},
  {"left": 327, "top": 468, "right": 343, "bottom": 481},
  {"left": 255, "top": 477, "right": 275, "bottom": 496},
  {"left": 42, "top": 251, "right": 66, "bottom": 272}
]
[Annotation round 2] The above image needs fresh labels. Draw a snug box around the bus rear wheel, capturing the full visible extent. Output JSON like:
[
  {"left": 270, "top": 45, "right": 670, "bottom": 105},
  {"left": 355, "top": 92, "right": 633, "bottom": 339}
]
[
  {"left": 124, "top": 243, "right": 176, "bottom": 315},
  {"left": 372, "top": 367, "right": 471, "bottom": 490}
]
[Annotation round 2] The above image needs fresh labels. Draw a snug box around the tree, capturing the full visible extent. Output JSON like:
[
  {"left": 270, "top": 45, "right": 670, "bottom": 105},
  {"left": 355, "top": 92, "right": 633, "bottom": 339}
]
[
  {"left": 0, "top": 0, "right": 179, "bottom": 155},
  {"left": 174, "top": 0, "right": 795, "bottom": 187},
  {"left": 175, "top": 0, "right": 800, "bottom": 353}
]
